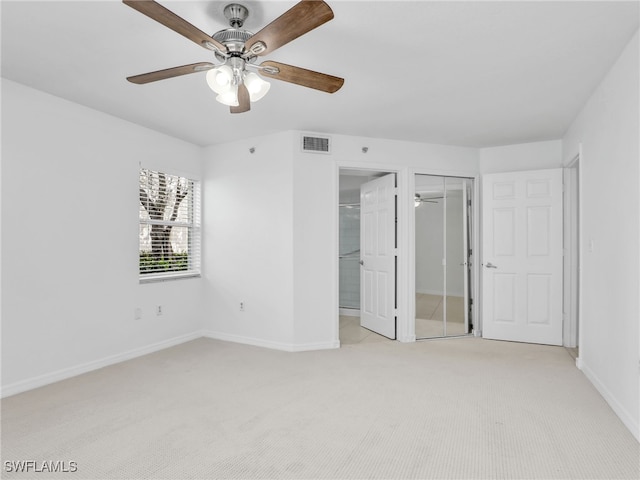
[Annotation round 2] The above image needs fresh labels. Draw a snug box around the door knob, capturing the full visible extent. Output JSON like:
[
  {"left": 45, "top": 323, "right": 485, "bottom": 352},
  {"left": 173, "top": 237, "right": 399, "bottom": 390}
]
[
  {"left": 359, "top": 260, "right": 364, "bottom": 265},
  {"left": 485, "top": 262, "right": 498, "bottom": 269}
]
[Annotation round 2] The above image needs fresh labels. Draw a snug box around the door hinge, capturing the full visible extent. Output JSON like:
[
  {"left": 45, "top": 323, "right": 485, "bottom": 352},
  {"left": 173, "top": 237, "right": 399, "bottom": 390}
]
[
  {"left": 394, "top": 248, "right": 399, "bottom": 256},
  {"left": 393, "top": 308, "right": 398, "bottom": 317}
]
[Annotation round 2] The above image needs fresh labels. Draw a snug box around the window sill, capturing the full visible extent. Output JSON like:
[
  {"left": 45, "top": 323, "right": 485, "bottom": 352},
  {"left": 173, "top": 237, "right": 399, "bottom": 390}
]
[{"left": 139, "top": 272, "right": 201, "bottom": 284}]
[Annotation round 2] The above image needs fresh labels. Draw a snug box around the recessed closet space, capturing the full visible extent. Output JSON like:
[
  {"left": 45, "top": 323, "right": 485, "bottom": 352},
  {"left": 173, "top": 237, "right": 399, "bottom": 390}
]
[
  {"left": 338, "top": 174, "right": 363, "bottom": 315},
  {"left": 415, "top": 174, "right": 474, "bottom": 339},
  {"left": 338, "top": 169, "right": 393, "bottom": 344}
]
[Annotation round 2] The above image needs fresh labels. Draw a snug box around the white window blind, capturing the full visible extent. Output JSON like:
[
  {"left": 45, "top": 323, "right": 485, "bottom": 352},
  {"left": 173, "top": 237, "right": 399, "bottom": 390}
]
[{"left": 139, "top": 169, "right": 201, "bottom": 281}]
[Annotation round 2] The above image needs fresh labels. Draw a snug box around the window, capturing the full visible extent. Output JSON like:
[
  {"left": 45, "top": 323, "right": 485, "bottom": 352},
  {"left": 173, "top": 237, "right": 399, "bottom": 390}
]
[{"left": 139, "top": 168, "right": 201, "bottom": 281}]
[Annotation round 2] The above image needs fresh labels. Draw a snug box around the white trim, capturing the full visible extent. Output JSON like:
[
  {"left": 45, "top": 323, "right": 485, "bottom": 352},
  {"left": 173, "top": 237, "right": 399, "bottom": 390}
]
[
  {"left": 577, "top": 144, "right": 584, "bottom": 360},
  {"left": 339, "top": 307, "right": 360, "bottom": 317},
  {"left": 396, "top": 168, "right": 411, "bottom": 342},
  {"left": 202, "top": 331, "right": 339, "bottom": 352},
  {"left": 563, "top": 144, "right": 583, "bottom": 354},
  {"left": 580, "top": 361, "right": 640, "bottom": 442},
  {"left": 139, "top": 272, "right": 201, "bottom": 283},
  {"left": 471, "top": 176, "right": 480, "bottom": 336},
  {"left": 562, "top": 156, "right": 580, "bottom": 348},
  {"left": 0, "top": 332, "right": 202, "bottom": 398}
]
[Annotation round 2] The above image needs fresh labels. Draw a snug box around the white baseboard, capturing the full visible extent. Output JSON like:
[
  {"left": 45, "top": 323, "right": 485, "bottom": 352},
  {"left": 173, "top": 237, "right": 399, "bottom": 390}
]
[
  {"left": 398, "top": 334, "right": 417, "bottom": 343},
  {"left": 202, "top": 330, "right": 339, "bottom": 352},
  {"left": 2, "top": 330, "right": 342, "bottom": 398},
  {"left": 1, "top": 332, "right": 202, "bottom": 398},
  {"left": 339, "top": 308, "right": 360, "bottom": 317},
  {"left": 580, "top": 360, "right": 639, "bottom": 442}
]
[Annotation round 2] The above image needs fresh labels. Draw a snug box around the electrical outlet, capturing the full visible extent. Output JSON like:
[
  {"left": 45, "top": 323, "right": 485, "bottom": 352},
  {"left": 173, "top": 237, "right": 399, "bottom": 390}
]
[
  {"left": 134, "top": 308, "right": 142, "bottom": 321},
  {"left": 240, "top": 302, "right": 244, "bottom": 312},
  {"left": 156, "top": 305, "right": 163, "bottom": 316}
]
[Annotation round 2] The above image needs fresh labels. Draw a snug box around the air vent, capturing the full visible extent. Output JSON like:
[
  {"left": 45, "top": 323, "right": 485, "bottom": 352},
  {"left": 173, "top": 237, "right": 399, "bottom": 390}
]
[{"left": 301, "top": 135, "right": 331, "bottom": 154}]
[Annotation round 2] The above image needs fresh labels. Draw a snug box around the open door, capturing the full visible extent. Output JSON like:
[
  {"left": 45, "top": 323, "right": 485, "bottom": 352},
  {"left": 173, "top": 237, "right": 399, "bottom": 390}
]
[
  {"left": 482, "top": 169, "right": 563, "bottom": 345},
  {"left": 360, "top": 174, "right": 396, "bottom": 339}
]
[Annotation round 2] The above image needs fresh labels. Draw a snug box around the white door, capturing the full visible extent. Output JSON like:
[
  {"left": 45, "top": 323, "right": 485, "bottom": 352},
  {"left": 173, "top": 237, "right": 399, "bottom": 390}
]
[
  {"left": 482, "top": 169, "right": 563, "bottom": 345},
  {"left": 360, "top": 174, "right": 396, "bottom": 339}
]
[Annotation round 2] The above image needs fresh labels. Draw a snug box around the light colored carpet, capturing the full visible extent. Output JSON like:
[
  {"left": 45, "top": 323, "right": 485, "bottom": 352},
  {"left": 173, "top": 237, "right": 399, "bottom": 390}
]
[
  {"left": 2, "top": 338, "right": 638, "bottom": 479},
  {"left": 416, "top": 294, "right": 467, "bottom": 338}
]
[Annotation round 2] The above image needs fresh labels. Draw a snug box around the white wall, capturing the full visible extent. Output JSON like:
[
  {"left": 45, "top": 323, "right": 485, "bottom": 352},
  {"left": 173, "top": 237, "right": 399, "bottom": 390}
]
[
  {"left": 562, "top": 31, "right": 639, "bottom": 440},
  {"left": 201, "top": 132, "right": 296, "bottom": 349},
  {"left": 479, "top": 139, "right": 562, "bottom": 173},
  {"left": 1, "top": 80, "right": 204, "bottom": 395}
]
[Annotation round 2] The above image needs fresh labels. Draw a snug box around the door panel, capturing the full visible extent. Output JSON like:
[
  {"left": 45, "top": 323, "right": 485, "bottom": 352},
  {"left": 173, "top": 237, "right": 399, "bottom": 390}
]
[
  {"left": 527, "top": 274, "right": 551, "bottom": 324},
  {"left": 494, "top": 273, "right": 516, "bottom": 322},
  {"left": 360, "top": 174, "right": 396, "bottom": 339},
  {"left": 482, "top": 169, "right": 563, "bottom": 345}
]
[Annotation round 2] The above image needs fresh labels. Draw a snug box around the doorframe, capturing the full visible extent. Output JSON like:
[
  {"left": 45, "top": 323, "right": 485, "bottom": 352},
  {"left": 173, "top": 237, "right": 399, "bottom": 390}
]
[
  {"left": 563, "top": 147, "right": 583, "bottom": 355},
  {"left": 335, "top": 162, "right": 409, "bottom": 343},
  {"left": 409, "top": 169, "right": 480, "bottom": 340}
]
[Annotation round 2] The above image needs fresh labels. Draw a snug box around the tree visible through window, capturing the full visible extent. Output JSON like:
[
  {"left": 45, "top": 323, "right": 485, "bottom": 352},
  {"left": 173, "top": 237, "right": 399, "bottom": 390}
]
[{"left": 139, "top": 169, "right": 200, "bottom": 279}]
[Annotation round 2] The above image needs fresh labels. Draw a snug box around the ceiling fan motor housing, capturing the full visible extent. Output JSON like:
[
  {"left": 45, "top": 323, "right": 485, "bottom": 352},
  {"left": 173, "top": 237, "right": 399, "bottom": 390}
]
[
  {"left": 212, "top": 3, "right": 254, "bottom": 61},
  {"left": 212, "top": 28, "right": 253, "bottom": 58}
]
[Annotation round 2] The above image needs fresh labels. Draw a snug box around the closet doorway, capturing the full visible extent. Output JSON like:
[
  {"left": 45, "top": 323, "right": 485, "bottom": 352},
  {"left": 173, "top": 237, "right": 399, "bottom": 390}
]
[
  {"left": 415, "top": 175, "right": 474, "bottom": 339},
  {"left": 339, "top": 169, "right": 396, "bottom": 345}
]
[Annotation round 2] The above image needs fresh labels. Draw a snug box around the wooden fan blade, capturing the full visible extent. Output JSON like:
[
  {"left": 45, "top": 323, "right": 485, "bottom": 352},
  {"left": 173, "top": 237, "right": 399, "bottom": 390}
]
[
  {"left": 244, "top": 1, "right": 334, "bottom": 57},
  {"left": 127, "top": 62, "right": 215, "bottom": 84},
  {"left": 230, "top": 84, "right": 251, "bottom": 114},
  {"left": 123, "top": 0, "right": 226, "bottom": 53},
  {"left": 258, "top": 61, "right": 344, "bottom": 93}
]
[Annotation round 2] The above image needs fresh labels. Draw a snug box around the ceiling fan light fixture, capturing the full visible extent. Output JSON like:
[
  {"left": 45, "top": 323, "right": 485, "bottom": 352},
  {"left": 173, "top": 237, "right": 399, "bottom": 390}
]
[
  {"left": 206, "top": 65, "right": 234, "bottom": 95},
  {"left": 215, "top": 87, "right": 239, "bottom": 107},
  {"left": 244, "top": 72, "right": 270, "bottom": 102}
]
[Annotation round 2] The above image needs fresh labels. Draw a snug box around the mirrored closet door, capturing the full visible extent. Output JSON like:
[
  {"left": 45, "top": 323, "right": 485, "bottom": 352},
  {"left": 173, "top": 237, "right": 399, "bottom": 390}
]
[{"left": 415, "top": 175, "right": 473, "bottom": 338}]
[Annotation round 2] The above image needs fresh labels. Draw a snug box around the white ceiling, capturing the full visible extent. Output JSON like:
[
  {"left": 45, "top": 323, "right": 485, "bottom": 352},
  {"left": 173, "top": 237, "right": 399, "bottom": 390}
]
[{"left": 2, "top": 0, "right": 638, "bottom": 148}]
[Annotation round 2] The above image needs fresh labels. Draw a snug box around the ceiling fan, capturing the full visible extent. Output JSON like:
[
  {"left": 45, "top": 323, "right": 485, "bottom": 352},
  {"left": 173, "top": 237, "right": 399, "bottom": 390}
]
[{"left": 123, "top": 0, "right": 344, "bottom": 114}]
